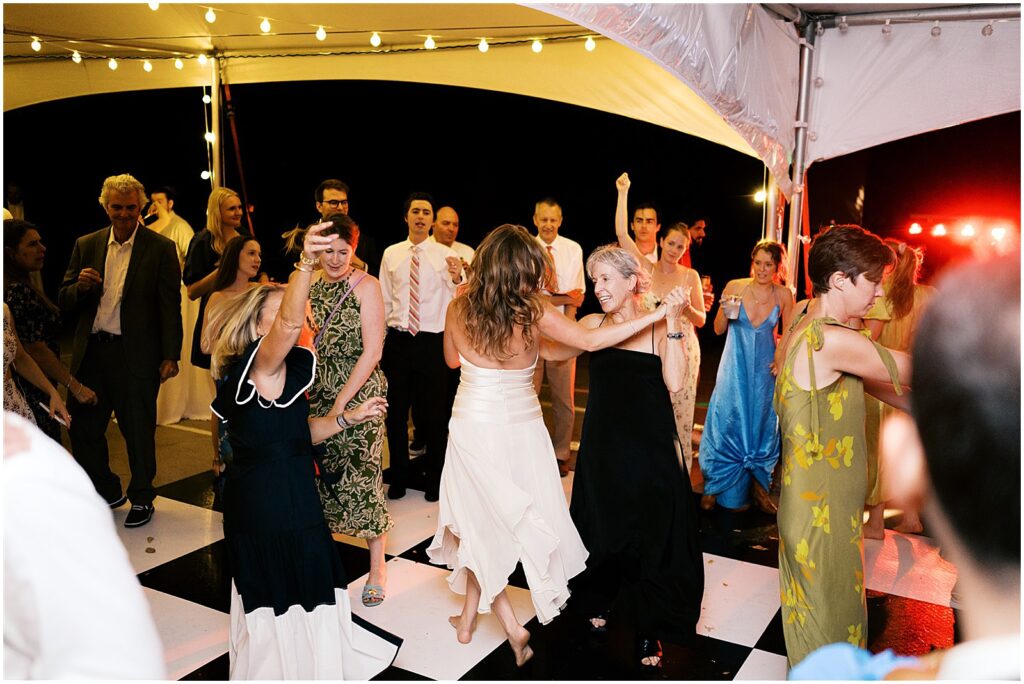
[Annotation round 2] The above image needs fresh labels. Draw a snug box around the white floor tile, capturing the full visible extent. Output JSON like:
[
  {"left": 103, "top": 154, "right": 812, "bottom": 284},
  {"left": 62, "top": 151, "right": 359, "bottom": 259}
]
[
  {"left": 334, "top": 487, "right": 440, "bottom": 555},
  {"left": 696, "top": 554, "right": 781, "bottom": 647},
  {"left": 348, "top": 557, "right": 536, "bottom": 680},
  {"left": 864, "top": 530, "right": 958, "bottom": 607},
  {"left": 115, "top": 496, "right": 223, "bottom": 574},
  {"left": 143, "top": 588, "right": 228, "bottom": 680},
  {"left": 734, "top": 648, "right": 789, "bottom": 680}
]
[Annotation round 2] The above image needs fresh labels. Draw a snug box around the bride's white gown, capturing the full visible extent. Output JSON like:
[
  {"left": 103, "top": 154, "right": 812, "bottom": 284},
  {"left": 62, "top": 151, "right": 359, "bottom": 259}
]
[{"left": 427, "top": 354, "right": 588, "bottom": 624}]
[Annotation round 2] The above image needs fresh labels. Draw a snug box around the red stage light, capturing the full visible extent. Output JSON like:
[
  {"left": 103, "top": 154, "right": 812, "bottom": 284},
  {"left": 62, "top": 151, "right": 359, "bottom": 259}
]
[
  {"left": 960, "top": 224, "right": 976, "bottom": 237},
  {"left": 932, "top": 223, "right": 947, "bottom": 236},
  {"left": 908, "top": 222, "right": 923, "bottom": 235}
]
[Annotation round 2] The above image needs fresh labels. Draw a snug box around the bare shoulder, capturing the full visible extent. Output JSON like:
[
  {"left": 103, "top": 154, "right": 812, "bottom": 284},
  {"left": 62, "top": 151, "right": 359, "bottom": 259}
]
[
  {"left": 724, "top": 277, "right": 750, "bottom": 295},
  {"left": 578, "top": 312, "right": 603, "bottom": 329}
]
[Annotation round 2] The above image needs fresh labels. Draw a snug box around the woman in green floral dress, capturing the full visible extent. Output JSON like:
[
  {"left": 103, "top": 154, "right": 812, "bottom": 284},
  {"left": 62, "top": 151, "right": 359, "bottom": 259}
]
[
  {"left": 773, "top": 225, "right": 911, "bottom": 668},
  {"left": 307, "top": 214, "right": 393, "bottom": 608}
]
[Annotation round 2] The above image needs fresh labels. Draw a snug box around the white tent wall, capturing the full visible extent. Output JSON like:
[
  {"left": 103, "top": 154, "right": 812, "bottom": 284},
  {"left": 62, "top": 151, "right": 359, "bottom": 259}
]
[
  {"left": 805, "top": 17, "right": 1022, "bottom": 163},
  {"left": 535, "top": 3, "right": 801, "bottom": 197}
]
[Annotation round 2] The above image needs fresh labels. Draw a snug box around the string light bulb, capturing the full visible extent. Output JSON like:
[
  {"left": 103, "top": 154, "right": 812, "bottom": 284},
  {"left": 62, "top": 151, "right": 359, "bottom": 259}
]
[
  {"left": 585, "top": 36, "right": 596, "bottom": 51},
  {"left": 370, "top": 32, "right": 381, "bottom": 47},
  {"left": 316, "top": 26, "right": 327, "bottom": 41},
  {"left": 932, "top": 223, "right": 947, "bottom": 236},
  {"left": 882, "top": 19, "right": 892, "bottom": 37},
  {"left": 30, "top": 37, "right": 41, "bottom": 52},
  {"left": 108, "top": 58, "right": 118, "bottom": 70},
  {"left": 908, "top": 223, "right": 923, "bottom": 235},
  {"left": 754, "top": 189, "right": 767, "bottom": 203},
  {"left": 961, "top": 224, "right": 976, "bottom": 237},
  {"left": 201, "top": 170, "right": 211, "bottom": 180},
  {"left": 424, "top": 35, "right": 435, "bottom": 49},
  {"left": 143, "top": 59, "right": 153, "bottom": 72},
  {"left": 174, "top": 57, "right": 184, "bottom": 69},
  {"left": 148, "top": 2, "right": 159, "bottom": 9},
  {"left": 71, "top": 50, "right": 82, "bottom": 64},
  {"left": 202, "top": 93, "right": 212, "bottom": 104},
  {"left": 197, "top": 53, "right": 208, "bottom": 66},
  {"left": 991, "top": 226, "right": 1007, "bottom": 242},
  {"left": 531, "top": 39, "right": 543, "bottom": 53},
  {"left": 204, "top": 131, "right": 216, "bottom": 143},
  {"left": 838, "top": 17, "right": 849, "bottom": 33},
  {"left": 260, "top": 17, "right": 271, "bottom": 33},
  {"left": 204, "top": 7, "right": 216, "bottom": 23},
  {"left": 478, "top": 38, "right": 489, "bottom": 53},
  {"left": 930, "top": 21, "right": 941, "bottom": 37},
  {"left": 982, "top": 23, "right": 994, "bottom": 36}
]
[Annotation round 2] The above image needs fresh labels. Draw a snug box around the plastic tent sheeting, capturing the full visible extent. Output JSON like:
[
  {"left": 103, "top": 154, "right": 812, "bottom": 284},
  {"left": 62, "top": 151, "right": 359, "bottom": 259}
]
[
  {"left": 1, "top": 3, "right": 757, "bottom": 160},
  {"left": 537, "top": 3, "right": 801, "bottom": 196},
  {"left": 804, "top": 16, "right": 1021, "bottom": 163}
]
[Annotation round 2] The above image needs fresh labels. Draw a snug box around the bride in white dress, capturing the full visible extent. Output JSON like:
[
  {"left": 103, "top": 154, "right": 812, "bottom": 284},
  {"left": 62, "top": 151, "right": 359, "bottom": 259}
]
[{"left": 426, "top": 225, "right": 686, "bottom": 665}]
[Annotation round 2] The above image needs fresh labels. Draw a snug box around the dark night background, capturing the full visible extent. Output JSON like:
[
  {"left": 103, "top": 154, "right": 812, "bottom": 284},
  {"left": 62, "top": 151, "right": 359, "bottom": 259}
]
[{"left": 4, "top": 81, "right": 1020, "bottom": 349}]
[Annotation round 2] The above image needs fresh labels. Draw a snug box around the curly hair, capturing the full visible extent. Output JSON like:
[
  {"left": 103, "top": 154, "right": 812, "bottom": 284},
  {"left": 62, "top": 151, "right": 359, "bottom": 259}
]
[
  {"left": 456, "top": 224, "right": 547, "bottom": 360},
  {"left": 585, "top": 244, "right": 652, "bottom": 294},
  {"left": 882, "top": 238, "right": 923, "bottom": 319}
]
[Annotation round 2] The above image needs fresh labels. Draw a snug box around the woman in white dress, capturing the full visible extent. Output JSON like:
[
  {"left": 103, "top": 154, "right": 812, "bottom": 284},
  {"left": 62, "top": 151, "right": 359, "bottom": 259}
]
[
  {"left": 426, "top": 224, "right": 686, "bottom": 666},
  {"left": 145, "top": 186, "right": 214, "bottom": 424}
]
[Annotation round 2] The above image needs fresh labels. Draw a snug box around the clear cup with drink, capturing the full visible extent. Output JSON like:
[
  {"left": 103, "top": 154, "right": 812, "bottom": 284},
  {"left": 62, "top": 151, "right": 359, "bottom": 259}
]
[{"left": 722, "top": 294, "right": 742, "bottom": 320}]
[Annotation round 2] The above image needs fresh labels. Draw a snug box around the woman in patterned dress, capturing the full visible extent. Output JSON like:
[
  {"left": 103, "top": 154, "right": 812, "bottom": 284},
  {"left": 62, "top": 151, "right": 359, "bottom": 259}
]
[
  {"left": 4, "top": 219, "right": 95, "bottom": 439},
  {"left": 613, "top": 173, "right": 705, "bottom": 475},
  {"left": 305, "top": 214, "right": 393, "bottom": 608},
  {"left": 774, "top": 225, "right": 911, "bottom": 668},
  {"left": 3, "top": 302, "right": 71, "bottom": 430}
]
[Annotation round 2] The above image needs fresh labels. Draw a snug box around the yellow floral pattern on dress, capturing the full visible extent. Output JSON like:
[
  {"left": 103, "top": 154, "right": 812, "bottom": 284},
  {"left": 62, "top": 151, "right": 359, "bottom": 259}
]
[{"left": 774, "top": 316, "right": 902, "bottom": 667}]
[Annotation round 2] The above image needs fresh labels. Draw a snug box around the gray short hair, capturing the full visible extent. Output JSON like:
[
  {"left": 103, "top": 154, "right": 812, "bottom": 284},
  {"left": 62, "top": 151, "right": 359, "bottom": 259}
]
[
  {"left": 585, "top": 244, "right": 652, "bottom": 294},
  {"left": 98, "top": 174, "right": 147, "bottom": 208}
]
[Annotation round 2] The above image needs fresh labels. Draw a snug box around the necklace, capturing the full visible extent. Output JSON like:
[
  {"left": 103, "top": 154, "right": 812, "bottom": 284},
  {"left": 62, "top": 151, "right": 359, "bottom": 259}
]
[{"left": 749, "top": 283, "right": 773, "bottom": 305}]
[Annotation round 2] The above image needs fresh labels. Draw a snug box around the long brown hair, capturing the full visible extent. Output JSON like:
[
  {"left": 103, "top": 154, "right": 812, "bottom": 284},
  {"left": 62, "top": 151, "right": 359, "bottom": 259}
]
[
  {"left": 457, "top": 224, "right": 547, "bottom": 360},
  {"left": 883, "top": 238, "right": 922, "bottom": 319}
]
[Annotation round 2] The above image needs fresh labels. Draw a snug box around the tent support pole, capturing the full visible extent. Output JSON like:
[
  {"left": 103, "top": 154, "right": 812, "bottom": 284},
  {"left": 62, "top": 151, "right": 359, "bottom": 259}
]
[
  {"left": 211, "top": 57, "right": 222, "bottom": 189},
  {"left": 785, "top": 22, "right": 816, "bottom": 291},
  {"left": 765, "top": 174, "right": 784, "bottom": 242}
]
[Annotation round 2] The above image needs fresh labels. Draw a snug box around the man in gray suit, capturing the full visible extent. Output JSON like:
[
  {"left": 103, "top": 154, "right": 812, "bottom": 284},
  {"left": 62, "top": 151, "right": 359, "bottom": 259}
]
[{"left": 60, "top": 174, "right": 182, "bottom": 527}]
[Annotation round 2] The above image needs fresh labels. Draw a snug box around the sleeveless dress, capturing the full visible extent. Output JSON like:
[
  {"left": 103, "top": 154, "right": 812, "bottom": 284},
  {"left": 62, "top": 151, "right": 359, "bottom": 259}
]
[
  {"left": 4, "top": 282, "right": 61, "bottom": 440},
  {"left": 426, "top": 354, "right": 588, "bottom": 625},
  {"left": 309, "top": 277, "right": 393, "bottom": 538},
  {"left": 669, "top": 317, "right": 701, "bottom": 474},
  {"left": 211, "top": 338, "right": 400, "bottom": 679},
  {"left": 570, "top": 333, "right": 704, "bottom": 644},
  {"left": 773, "top": 318, "right": 901, "bottom": 667},
  {"left": 700, "top": 302, "right": 782, "bottom": 509},
  {"left": 3, "top": 305, "right": 35, "bottom": 424}
]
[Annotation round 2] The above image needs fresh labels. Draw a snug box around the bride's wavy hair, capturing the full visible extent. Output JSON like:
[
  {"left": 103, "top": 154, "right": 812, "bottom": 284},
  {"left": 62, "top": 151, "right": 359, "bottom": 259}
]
[{"left": 458, "top": 224, "right": 547, "bottom": 360}]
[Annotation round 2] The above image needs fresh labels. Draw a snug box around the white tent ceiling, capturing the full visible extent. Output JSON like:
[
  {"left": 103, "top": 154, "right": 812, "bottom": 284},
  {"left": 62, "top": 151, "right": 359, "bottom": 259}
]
[
  {"left": 4, "top": 3, "right": 1020, "bottom": 198},
  {"left": 1, "top": 3, "right": 758, "bottom": 160}
]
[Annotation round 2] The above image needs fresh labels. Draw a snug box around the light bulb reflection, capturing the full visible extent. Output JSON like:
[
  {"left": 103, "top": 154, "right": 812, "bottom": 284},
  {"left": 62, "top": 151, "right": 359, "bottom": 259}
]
[
  {"left": 531, "top": 39, "right": 542, "bottom": 53},
  {"left": 585, "top": 36, "right": 596, "bottom": 51},
  {"left": 316, "top": 26, "right": 327, "bottom": 41},
  {"left": 370, "top": 32, "right": 381, "bottom": 47}
]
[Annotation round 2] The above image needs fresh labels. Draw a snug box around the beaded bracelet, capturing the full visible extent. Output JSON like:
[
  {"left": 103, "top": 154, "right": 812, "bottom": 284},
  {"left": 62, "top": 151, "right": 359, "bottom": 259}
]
[{"left": 667, "top": 332, "right": 685, "bottom": 340}]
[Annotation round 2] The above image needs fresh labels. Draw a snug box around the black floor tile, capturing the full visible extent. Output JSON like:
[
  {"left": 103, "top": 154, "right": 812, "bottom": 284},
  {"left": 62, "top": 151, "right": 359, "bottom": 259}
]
[
  {"left": 157, "top": 471, "right": 220, "bottom": 511},
  {"left": 139, "top": 541, "right": 231, "bottom": 613},
  {"left": 697, "top": 498, "right": 779, "bottom": 568},
  {"left": 335, "top": 539, "right": 372, "bottom": 582},
  {"left": 396, "top": 536, "right": 436, "bottom": 565},
  {"left": 180, "top": 653, "right": 228, "bottom": 680},
  {"left": 372, "top": 665, "right": 432, "bottom": 680},
  {"left": 753, "top": 608, "right": 786, "bottom": 656}
]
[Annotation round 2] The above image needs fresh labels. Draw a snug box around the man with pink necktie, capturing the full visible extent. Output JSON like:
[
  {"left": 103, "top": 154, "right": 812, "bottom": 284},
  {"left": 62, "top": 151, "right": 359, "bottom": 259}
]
[
  {"left": 532, "top": 198, "right": 585, "bottom": 477},
  {"left": 379, "top": 192, "right": 464, "bottom": 501}
]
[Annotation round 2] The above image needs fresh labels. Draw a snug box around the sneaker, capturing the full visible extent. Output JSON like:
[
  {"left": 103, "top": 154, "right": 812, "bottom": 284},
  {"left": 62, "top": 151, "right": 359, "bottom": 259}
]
[
  {"left": 107, "top": 493, "right": 128, "bottom": 509},
  {"left": 409, "top": 440, "right": 427, "bottom": 457},
  {"left": 124, "top": 504, "right": 154, "bottom": 528}
]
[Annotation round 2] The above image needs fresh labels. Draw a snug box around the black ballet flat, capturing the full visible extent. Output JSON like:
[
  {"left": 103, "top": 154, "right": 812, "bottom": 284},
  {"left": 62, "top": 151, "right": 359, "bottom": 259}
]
[
  {"left": 636, "top": 637, "right": 663, "bottom": 670},
  {"left": 588, "top": 610, "right": 610, "bottom": 633}
]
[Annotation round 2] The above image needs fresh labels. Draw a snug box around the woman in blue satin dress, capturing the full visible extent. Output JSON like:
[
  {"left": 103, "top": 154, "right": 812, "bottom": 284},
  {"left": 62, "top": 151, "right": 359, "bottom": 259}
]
[{"left": 700, "top": 240, "right": 794, "bottom": 512}]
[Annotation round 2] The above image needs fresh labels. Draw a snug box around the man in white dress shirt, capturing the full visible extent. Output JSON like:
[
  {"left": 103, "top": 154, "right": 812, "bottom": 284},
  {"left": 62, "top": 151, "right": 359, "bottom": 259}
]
[
  {"left": 632, "top": 201, "right": 661, "bottom": 265},
  {"left": 379, "top": 192, "right": 464, "bottom": 501},
  {"left": 430, "top": 206, "right": 475, "bottom": 264},
  {"left": 532, "top": 198, "right": 584, "bottom": 477}
]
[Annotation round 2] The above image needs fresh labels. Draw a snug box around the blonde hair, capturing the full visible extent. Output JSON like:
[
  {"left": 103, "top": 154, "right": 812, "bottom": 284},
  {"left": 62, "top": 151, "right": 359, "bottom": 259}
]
[
  {"left": 883, "top": 238, "right": 923, "bottom": 319},
  {"left": 457, "top": 224, "right": 547, "bottom": 360},
  {"left": 205, "top": 187, "right": 241, "bottom": 254},
  {"left": 585, "top": 244, "right": 652, "bottom": 294},
  {"left": 209, "top": 285, "right": 283, "bottom": 379},
  {"left": 98, "top": 173, "right": 146, "bottom": 208}
]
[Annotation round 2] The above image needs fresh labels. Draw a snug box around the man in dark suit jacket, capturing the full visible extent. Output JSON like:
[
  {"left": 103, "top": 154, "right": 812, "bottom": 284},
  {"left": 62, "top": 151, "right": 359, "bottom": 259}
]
[{"left": 59, "top": 174, "right": 182, "bottom": 528}]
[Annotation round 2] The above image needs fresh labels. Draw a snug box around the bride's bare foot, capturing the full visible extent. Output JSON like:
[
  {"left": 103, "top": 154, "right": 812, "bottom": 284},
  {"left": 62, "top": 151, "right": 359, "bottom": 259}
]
[
  {"left": 894, "top": 511, "right": 924, "bottom": 535},
  {"left": 508, "top": 627, "right": 533, "bottom": 667},
  {"left": 864, "top": 503, "right": 886, "bottom": 540},
  {"left": 448, "top": 614, "right": 476, "bottom": 644}
]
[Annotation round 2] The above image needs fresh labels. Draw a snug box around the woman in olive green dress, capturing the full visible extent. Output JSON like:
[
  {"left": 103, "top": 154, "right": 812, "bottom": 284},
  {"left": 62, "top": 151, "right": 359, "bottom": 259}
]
[
  {"left": 307, "top": 214, "right": 393, "bottom": 608},
  {"left": 773, "top": 225, "right": 912, "bottom": 668}
]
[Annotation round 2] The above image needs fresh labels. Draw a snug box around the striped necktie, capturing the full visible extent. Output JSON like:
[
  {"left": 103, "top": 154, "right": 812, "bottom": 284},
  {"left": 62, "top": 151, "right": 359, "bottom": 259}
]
[
  {"left": 409, "top": 245, "right": 420, "bottom": 336},
  {"left": 546, "top": 244, "right": 558, "bottom": 292}
]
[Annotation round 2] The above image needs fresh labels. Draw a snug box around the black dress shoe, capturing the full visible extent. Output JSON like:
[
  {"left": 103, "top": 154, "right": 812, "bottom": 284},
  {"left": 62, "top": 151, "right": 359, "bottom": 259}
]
[
  {"left": 387, "top": 485, "right": 406, "bottom": 500},
  {"left": 558, "top": 460, "right": 570, "bottom": 478},
  {"left": 124, "top": 504, "right": 154, "bottom": 528},
  {"left": 424, "top": 489, "right": 439, "bottom": 503},
  {"left": 106, "top": 493, "right": 128, "bottom": 509}
]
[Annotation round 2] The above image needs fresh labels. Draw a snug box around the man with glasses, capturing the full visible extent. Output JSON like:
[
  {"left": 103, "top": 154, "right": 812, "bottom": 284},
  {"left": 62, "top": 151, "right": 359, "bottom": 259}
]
[{"left": 314, "top": 178, "right": 380, "bottom": 276}]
